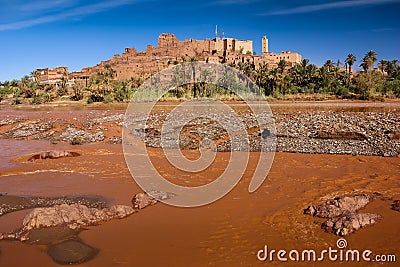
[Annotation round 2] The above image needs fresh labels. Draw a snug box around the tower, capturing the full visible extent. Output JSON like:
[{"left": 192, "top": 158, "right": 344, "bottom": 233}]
[{"left": 262, "top": 35, "right": 268, "bottom": 53}]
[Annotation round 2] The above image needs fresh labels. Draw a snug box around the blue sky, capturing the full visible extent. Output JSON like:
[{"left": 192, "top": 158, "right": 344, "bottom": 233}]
[{"left": 0, "top": 0, "right": 399, "bottom": 81}]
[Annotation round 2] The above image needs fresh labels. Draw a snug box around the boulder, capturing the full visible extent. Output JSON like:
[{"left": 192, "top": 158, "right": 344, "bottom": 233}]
[
  {"left": 322, "top": 213, "right": 381, "bottom": 236},
  {"left": 132, "top": 193, "right": 157, "bottom": 209},
  {"left": 22, "top": 204, "right": 135, "bottom": 231},
  {"left": 304, "top": 194, "right": 382, "bottom": 236},
  {"left": 304, "top": 194, "right": 370, "bottom": 218},
  {"left": 392, "top": 200, "right": 400, "bottom": 212},
  {"left": 131, "top": 190, "right": 176, "bottom": 209},
  {"left": 0, "top": 195, "right": 105, "bottom": 216},
  {"left": 28, "top": 151, "right": 81, "bottom": 161},
  {"left": 0, "top": 204, "right": 135, "bottom": 240}
]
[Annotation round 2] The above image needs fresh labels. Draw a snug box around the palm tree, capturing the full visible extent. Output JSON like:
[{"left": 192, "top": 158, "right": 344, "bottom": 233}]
[
  {"left": 104, "top": 64, "right": 116, "bottom": 79},
  {"left": 277, "top": 59, "right": 288, "bottom": 73},
  {"left": 20, "top": 75, "right": 35, "bottom": 98},
  {"left": 316, "top": 66, "right": 331, "bottom": 93},
  {"left": 300, "top": 59, "right": 311, "bottom": 85},
  {"left": 360, "top": 50, "right": 377, "bottom": 72},
  {"left": 9, "top": 79, "right": 22, "bottom": 104},
  {"left": 301, "top": 59, "right": 310, "bottom": 69},
  {"left": 189, "top": 57, "right": 198, "bottom": 98},
  {"left": 324, "top": 60, "right": 335, "bottom": 72},
  {"left": 266, "top": 68, "right": 280, "bottom": 95},
  {"left": 30, "top": 70, "right": 41, "bottom": 84},
  {"left": 378, "top": 60, "right": 388, "bottom": 73},
  {"left": 58, "top": 70, "right": 69, "bottom": 95},
  {"left": 385, "top": 60, "right": 400, "bottom": 78},
  {"left": 345, "top": 54, "right": 356, "bottom": 75}
]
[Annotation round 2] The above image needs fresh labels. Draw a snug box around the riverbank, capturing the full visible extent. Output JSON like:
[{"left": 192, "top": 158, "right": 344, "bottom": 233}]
[{"left": 1, "top": 101, "right": 399, "bottom": 156}]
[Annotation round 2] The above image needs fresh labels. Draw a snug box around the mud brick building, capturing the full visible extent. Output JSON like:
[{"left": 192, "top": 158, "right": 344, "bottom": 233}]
[
  {"left": 64, "top": 33, "right": 302, "bottom": 82},
  {"left": 35, "top": 66, "right": 68, "bottom": 85}
]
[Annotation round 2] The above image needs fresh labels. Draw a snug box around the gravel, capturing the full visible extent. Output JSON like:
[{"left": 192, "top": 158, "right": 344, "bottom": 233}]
[
  {"left": 57, "top": 127, "right": 104, "bottom": 143},
  {"left": 127, "top": 111, "right": 400, "bottom": 156},
  {"left": 1, "top": 110, "right": 399, "bottom": 156}
]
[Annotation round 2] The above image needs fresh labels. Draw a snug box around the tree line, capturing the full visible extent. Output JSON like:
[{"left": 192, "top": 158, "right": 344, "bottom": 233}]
[
  {"left": 231, "top": 50, "right": 400, "bottom": 100},
  {"left": 1, "top": 50, "right": 399, "bottom": 104}
]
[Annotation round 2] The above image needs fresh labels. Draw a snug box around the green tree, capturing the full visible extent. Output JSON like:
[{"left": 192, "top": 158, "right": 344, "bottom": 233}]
[
  {"left": 345, "top": 54, "right": 356, "bottom": 75},
  {"left": 353, "top": 71, "right": 384, "bottom": 99},
  {"left": 360, "top": 50, "right": 377, "bottom": 72},
  {"left": 20, "top": 75, "right": 36, "bottom": 98},
  {"left": 324, "top": 60, "right": 335, "bottom": 72},
  {"left": 71, "top": 82, "right": 85, "bottom": 101},
  {"left": 57, "top": 70, "right": 69, "bottom": 96},
  {"left": 277, "top": 59, "right": 288, "bottom": 73},
  {"left": 378, "top": 60, "right": 388, "bottom": 73}
]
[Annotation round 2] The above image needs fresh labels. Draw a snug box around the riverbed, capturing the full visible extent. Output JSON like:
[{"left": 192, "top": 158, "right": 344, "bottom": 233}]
[{"left": 0, "top": 102, "right": 399, "bottom": 266}]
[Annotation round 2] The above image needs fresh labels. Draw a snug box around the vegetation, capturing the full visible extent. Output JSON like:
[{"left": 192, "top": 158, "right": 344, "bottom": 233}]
[
  {"left": 1, "top": 51, "right": 399, "bottom": 104},
  {"left": 227, "top": 50, "right": 400, "bottom": 100},
  {"left": 70, "top": 137, "right": 83, "bottom": 145}
]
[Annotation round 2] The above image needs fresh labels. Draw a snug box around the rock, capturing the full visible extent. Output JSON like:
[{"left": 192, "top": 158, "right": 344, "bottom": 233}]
[
  {"left": 132, "top": 193, "right": 157, "bottom": 209},
  {"left": 322, "top": 213, "right": 382, "bottom": 236},
  {"left": 4, "top": 120, "right": 53, "bottom": 138},
  {"left": 108, "top": 136, "right": 122, "bottom": 144},
  {"left": 260, "top": 128, "right": 270, "bottom": 139},
  {"left": 28, "top": 151, "right": 81, "bottom": 161},
  {"left": 47, "top": 240, "right": 99, "bottom": 265},
  {"left": 0, "top": 232, "right": 21, "bottom": 241},
  {"left": 304, "top": 194, "right": 382, "bottom": 236},
  {"left": 0, "top": 195, "right": 106, "bottom": 216},
  {"left": 2, "top": 110, "right": 400, "bottom": 156},
  {"left": 0, "top": 195, "right": 142, "bottom": 264},
  {"left": 92, "top": 114, "right": 125, "bottom": 124},
  {"left": 392, "top": 200, "right": 400, "bottom": 212},
  {"left": 22, "top": 204, "right": 135, "bottom": 232},
  {"left": 58, "top": 127, "right": 104, "bottom": 143},
  {"left": 304, "top": 194, "right": 371, "bottom": 218},
  {"left": 147, "top": 190, "right": 176, "bottom": 201}
]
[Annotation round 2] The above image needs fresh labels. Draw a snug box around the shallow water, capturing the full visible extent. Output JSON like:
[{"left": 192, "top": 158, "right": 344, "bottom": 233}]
[
  {"left": 1, "top": 101, "right": 400, "bottom": 113},
  {"left": 0, "top": 137, "right": 399, "bottom": 266}
]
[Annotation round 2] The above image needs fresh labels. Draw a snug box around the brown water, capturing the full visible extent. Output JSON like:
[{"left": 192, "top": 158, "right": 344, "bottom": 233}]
[
  {"left": 0, "top": 137, "right": 399, "bottom": 266},
  {"left": 1, "top": 101, "right": 400, "bottom": 113}
]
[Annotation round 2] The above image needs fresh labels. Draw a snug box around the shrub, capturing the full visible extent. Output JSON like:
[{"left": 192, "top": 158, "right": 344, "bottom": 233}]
[
  {"left": 41, "top": 92, "right": 55, "bottom": 103},
  {"left": 87, "top": 94, "right": 103, "bottom": 103},
  {"left": 353, "top": 71, "right": 385, "bottom": 100},
  {"left": 384, "top": 79, "right": 400, "bottom": 97},
  {"left": 103, "top": 94, "right": 114, "bottom": 103},
  {"left": 70, "top": 137, "right": 82, "bottom": 145},
  {"left": 71, "top": 84, "right": 85, "bottom": 101},
  {"left": 335, "top": 86, "right": 349, "bottom": 97},
  {"left": 31, "top": 95, "right": 42, "bottom": 105},
  {"left": 57, "top": 87, "right": 67, "bottom": 96}
]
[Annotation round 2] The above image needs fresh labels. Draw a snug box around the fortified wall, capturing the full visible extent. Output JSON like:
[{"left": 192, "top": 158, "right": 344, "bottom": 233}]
[{"left": 59, "top": 33, "right": 301, "bottom": 83}]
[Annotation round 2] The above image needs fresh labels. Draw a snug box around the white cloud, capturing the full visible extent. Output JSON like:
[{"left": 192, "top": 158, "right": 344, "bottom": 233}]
[
  {"left": 18, "top": 0, "right": 73, "bottom": 12},
  {"left": 0, "top": 0, "right": 136, "bottom": 31},
  {"left": 261, "top": 0, "right": 400, "bottom": 15},
  {"left": 213, "top": 0, "right": 257, "bottom": 4}
]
